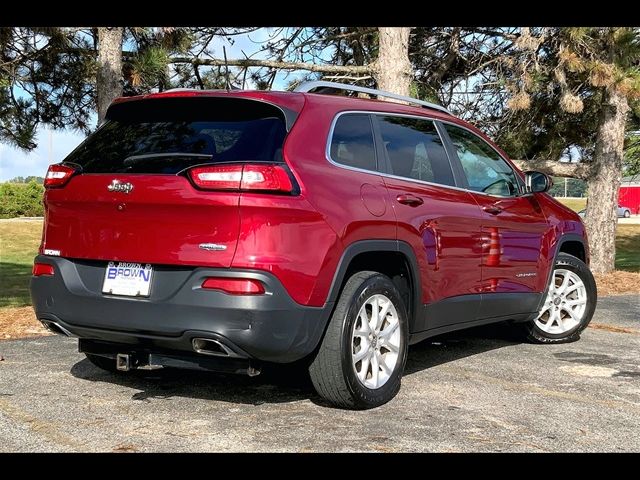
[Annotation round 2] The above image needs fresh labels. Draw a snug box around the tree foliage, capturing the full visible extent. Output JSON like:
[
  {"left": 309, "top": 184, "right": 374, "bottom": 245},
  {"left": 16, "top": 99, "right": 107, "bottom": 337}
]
[
  {"left": 487, "top": 28, "right": 640, "bottom": 168},
  {"left": 0, "top": 27, "right": 263, "bottom": 150},
  {"left": 1, "top": 27, "right": 95, "bottom": 149}
]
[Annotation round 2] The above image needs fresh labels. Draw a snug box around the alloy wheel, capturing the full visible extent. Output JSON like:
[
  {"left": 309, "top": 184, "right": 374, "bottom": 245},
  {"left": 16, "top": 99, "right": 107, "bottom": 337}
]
[
  {"left": 535, "top": 268, "right": 587, "bottom": 334},
  {"left": 351, "top": 294, "right": 401, "bottom": 389}
]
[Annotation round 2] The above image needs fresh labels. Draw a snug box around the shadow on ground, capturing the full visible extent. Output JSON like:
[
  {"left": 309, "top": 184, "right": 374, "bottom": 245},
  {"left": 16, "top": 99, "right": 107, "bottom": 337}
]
[{"left": 70, "top": 321, "right": 523, "bottom": 406}]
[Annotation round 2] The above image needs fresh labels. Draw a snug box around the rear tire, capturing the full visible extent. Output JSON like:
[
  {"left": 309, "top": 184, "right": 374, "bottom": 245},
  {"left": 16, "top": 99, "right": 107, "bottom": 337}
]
[
  {"left": 85, "top": 353, "right": 120, "bottom": 373},
  {"left": 523, "top": 253, "right": 597, "bottom": 344},
  {"left": 309, "top": 271, "right": 409, "bottom": 409},
  {"left": 624, "top": 210, "right": 631, "bottom": 218}
]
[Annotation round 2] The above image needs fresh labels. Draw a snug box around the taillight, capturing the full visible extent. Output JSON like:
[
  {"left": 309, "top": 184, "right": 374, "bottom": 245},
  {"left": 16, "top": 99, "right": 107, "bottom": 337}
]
[
  {"left": 188, "top": 164, "right": 294, "bottom": 193},
  {"left": 44, "top": 164, "right": 76, "bottom": 188},
  {"left": 201, "top": 277, "right": 265, "bottom": 295},
  {"left": 33, "top": 263, "right": 55, "bottom": 276}
]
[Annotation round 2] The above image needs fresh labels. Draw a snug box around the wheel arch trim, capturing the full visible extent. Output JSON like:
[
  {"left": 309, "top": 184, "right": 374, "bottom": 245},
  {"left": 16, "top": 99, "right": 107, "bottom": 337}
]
[
  {"left": 324, "top": 240, "right": 422, "bottom": 333},
  {"left": 536, "top": 233, "right": 589, "bottom": 312},
  {"left": 555, "top": 234, "right": 588, "bottom": 264}
]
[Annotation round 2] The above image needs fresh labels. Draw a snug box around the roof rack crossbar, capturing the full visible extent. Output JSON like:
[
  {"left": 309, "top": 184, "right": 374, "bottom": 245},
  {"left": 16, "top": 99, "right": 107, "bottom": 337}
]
[{"left": 293, "top": 80, "right": 450, "bottom": 114}]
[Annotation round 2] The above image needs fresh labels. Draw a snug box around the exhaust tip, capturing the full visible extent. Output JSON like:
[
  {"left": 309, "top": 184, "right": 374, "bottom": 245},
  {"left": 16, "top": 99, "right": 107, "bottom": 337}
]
[
  {"left": 41, "top": 320, "right": 73, "bottom": 337},
  {"left": 192, "top": 338, "right": 237, "bottom": 357}
]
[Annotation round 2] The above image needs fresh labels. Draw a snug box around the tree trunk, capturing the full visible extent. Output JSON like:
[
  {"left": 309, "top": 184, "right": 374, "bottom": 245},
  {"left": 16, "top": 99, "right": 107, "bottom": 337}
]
[
  {"left": 584, "top": 88, "right": 629, "bottom": 274},
  {"left": 374, "top": 27, "right": 413, "bottom": 98},
  {"left": 510, "top": 159, "right": 591, "bottom": 179},
  {"left": 96, "top": 27, "right": 123, "bottom": 125}
]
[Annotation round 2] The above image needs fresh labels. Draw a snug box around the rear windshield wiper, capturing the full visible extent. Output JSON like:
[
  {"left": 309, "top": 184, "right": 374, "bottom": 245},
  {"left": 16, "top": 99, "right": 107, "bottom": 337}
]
[{"left": 123, "top": 153, "right": 213, "bottom": 165}]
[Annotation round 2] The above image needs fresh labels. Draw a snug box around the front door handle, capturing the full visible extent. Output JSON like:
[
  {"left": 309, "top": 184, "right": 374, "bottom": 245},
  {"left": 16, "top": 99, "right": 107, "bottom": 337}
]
[
  {"left": 483, "top": 205, "right": 503, "bottom": 215},
  {"left": 396, "top": 194, "right": 424, "bottom": 206}
]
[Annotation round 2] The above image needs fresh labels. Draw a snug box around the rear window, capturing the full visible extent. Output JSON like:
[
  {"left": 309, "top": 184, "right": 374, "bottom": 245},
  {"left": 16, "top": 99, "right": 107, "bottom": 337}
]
[{"left": 64, "top": 97, "right": 287, "bottom": 174}]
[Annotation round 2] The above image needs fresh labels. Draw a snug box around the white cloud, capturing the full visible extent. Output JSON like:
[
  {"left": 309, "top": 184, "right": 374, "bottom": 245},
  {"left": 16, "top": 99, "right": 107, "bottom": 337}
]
[{"left": 0, "top": 127, "right": 86, "bottom": 181}]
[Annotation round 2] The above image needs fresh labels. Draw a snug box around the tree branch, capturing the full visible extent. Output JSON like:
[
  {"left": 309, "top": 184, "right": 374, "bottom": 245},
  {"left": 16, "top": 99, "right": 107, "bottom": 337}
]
[
  {"left": 428, "top": 28, "right": 461, "bottom": 85},
  {"left": 170, "top": 56, "right": 372, "bottom": 75},
  {"left": 193, "top": 64, "right": 204, "bottom": 90},
  {"left": 511, "top": 159, "right": 593, "bottom": 180}
]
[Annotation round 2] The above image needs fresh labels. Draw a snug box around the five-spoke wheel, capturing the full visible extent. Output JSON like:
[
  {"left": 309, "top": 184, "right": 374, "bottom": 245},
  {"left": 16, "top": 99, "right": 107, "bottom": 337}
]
[
  {"left": 309, "top": 271, "right": 408, "bottom": 409},
  {"left": 524, "top": 253, "right": 597, "bottom": 343}
]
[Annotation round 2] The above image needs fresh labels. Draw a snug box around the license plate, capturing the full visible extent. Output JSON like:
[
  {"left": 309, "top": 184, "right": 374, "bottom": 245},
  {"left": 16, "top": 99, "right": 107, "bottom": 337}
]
[{"left": 102, "top": 262, "right": 153, "bottom": 297}]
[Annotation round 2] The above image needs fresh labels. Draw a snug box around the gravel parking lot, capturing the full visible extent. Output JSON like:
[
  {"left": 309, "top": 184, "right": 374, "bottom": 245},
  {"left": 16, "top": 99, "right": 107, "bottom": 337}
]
[{"left": 1, "top": 295, "right": 638, "bottom": 452}]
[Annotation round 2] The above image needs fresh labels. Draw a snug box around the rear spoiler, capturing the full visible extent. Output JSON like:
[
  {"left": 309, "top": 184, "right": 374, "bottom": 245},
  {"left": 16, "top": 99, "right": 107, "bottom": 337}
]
[{"left": 106, "top": 94, "right": 300, "bottom": 131}]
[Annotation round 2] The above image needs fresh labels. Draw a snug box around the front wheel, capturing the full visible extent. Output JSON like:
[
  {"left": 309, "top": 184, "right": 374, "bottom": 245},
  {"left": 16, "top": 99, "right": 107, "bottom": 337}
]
[
  {"left": 523, "top": 253, "right": 597, "bottom": 344},
  {"left": 309, "top": 271, "right": 409, "bottom": 409},
  {"left": 624, "top": 210, "right": 631, "bottom": 218}
]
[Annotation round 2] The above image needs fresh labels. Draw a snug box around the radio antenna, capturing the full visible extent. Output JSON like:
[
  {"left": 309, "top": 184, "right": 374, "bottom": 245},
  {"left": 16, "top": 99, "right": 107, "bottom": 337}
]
[{"left": 223, "top": 46, "right": 231, "bottom": 91}]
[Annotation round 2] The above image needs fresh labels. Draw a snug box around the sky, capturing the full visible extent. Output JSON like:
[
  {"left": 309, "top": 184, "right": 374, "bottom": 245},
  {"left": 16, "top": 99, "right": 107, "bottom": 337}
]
[
  {"left": 0, "top": 127, "right": 85, "bottom": 181},
  {"left": 0, "top": 28, "right": 310, "bottom": 181}
]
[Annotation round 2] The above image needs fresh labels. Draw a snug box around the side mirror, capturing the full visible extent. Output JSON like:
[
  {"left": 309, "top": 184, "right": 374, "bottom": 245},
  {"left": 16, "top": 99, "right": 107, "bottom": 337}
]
[{"left": 524, "top": 171, "right": 552, "bottom": 193}]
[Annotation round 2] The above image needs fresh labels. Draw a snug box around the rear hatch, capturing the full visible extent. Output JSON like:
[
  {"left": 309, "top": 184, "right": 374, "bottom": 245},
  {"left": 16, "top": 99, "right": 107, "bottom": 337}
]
[{"left": 42, "top": 95, "right": 293, "bottom": 268}]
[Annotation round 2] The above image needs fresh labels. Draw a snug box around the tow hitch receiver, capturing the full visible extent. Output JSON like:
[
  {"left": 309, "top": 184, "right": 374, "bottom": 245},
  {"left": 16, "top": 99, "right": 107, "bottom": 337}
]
[
  {"left": 114, "top": 353, "right": 162, "bottom": 371},
  {"left": 116, "top": 353, "right": 131, "bottom": 371},
  {"left": 79, "top": 339, "right": 256, "bottom": 376}
]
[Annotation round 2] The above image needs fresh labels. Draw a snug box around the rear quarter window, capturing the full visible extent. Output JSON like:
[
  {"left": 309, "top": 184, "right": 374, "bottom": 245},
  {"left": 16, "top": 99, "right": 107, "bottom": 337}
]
[{"left": 329, "top": 113, "right": 377, "bottom": 172}]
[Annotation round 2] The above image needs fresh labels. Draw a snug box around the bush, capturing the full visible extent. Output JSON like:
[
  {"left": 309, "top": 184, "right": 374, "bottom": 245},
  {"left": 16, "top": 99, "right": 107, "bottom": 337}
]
[{"left": 0, "top": 181, "right": 45, "bottom": 218}]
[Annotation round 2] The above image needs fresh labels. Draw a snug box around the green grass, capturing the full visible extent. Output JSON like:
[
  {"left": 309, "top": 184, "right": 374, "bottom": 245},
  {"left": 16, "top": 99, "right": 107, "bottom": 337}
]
[
  {"left": 616, "top": 224, "right": 640, "bottom": 272},
  {"left": 557, "top": 197, "right": 587, "bottom": 212},
  {"left": 0, "top": 220, "right": 41, "bottom": 307},
  {"left": 0, "top": 220, "right": 637, "bottom": 309}
]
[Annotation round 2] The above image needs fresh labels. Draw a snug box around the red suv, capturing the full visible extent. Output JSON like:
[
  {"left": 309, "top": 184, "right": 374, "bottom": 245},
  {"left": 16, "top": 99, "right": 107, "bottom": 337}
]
[{"left": 30, "top": 81, "right": 597, "bottom": 409}]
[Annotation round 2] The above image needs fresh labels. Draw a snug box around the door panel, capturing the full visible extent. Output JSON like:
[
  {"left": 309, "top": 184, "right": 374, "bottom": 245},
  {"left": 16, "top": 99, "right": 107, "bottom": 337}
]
[
  {"left": 440, "top": 122, "right": 552, "bottom": 319},
  {"left": 373, "top": 114, "right": 484, "bottom": 331},
  {"left": 470, "top": 192, "right": 552, "bottom": 294},
  {"left": 384, "top": 178, "right": 484, "bottom": 326}
]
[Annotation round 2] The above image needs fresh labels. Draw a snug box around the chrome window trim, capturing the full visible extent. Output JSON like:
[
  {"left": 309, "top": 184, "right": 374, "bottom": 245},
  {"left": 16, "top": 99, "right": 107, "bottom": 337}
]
[
  {"left": 326, "top": 112, "right": 380, "bottom": 177},
  {"left": 325, "top": 110, "right": 502, "bottom": 195}
]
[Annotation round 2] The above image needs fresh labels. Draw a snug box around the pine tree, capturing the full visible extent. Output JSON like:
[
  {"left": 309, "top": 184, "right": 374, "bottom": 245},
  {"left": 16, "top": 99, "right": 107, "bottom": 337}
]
[{"left": 493, "top": 28, "right": 640, "bottom": 273}]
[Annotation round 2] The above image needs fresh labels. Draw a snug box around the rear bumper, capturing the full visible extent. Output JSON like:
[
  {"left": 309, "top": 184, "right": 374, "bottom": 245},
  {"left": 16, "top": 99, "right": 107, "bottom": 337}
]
[{"left": 30, "top": 255, "right": 332, "bottom": 363}]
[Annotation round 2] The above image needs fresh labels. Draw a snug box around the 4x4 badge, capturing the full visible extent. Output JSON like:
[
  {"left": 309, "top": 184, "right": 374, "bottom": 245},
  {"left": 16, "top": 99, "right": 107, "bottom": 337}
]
[{"left": 107, "top": 180, "right": 134, "bottom": 194}]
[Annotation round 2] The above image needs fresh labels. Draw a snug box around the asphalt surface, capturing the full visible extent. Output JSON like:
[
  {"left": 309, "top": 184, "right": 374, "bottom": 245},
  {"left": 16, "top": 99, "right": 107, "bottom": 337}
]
[{"left": 1, "top": 295, "right": 638, "bottom": 452}]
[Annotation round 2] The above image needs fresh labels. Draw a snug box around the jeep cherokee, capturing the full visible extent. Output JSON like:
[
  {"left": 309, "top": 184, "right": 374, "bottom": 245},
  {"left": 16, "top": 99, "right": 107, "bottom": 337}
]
[{"left": 30, "top": 81, "right": 597, "bottom": 409}]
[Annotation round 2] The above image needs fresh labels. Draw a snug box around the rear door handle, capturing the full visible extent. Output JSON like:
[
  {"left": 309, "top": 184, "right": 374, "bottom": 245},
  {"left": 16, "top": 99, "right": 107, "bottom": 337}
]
[
  {"left": 396, "top": 194, "right": 424, "bottom": 206},
  {"left": 483, "top": 205, "right": 503, "bottom": 215}
]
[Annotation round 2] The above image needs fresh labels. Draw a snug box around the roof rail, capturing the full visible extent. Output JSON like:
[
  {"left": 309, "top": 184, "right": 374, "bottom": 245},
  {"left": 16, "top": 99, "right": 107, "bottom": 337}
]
[
  {"left": 293, "top": 80, "right": 450, "bottom": 114},
  {"left": 163, "top": 88, "right": 202, "bottom": 93}
]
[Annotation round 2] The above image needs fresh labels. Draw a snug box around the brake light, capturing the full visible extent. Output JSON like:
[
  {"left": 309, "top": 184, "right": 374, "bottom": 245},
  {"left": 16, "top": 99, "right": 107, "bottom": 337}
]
[
  {"left": 201, "top": 277, "right": 265, "bottom": 295},
  {"left": 188, "top": 164, "right": 293, "bottom": 193},
  {"left": 189, "top": 164, "right": 243, "bottom": 190},
  {"left": 33, "top": 263, "right": 55, "bottom": 276},
  {"left": 44, "top": 164, "right": 76, "bottom": 188}
]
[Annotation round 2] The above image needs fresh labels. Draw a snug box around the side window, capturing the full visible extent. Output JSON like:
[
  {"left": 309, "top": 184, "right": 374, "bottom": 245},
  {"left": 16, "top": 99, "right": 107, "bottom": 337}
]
[
  {"left": 377, "top": 115, "right": 455, "bottom": 187},
  {"left": 444, "top": 124, "right": 520, "bottom": 197},
  {"left": 329, "top": 114, "right": 376, "bottom": 171}
]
